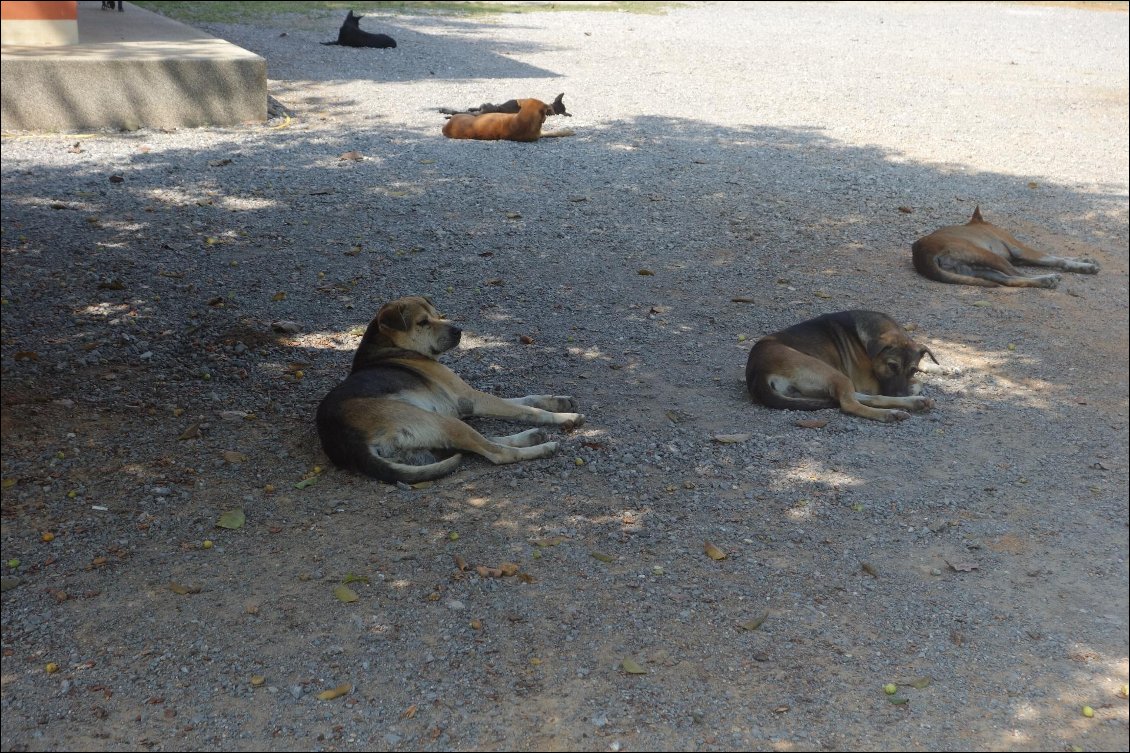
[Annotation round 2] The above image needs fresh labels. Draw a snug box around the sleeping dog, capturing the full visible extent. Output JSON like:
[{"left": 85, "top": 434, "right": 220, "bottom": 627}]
[
  {"left": 912, "top": 207, "right": 1099, "bottom": 288},
  {"left": 746, "top": 310, "right": 936, "bottom": 423},
  {"left": 442, "top": 98, "right": 574, "bottom": 142}
]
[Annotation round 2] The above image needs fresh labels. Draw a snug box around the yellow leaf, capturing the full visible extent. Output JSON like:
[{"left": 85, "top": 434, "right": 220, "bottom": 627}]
[
  {"left": 317, "top": 683, "right": 352, "bottom": 700},
  {"left": 333, "top": 585, "right": 359, "bottom": 603},
  {"left": 704, "top": 541, "right": 727, "bottom": 561},
  {"left": 621, "top": 658, "right": 647, "bottom": 674},
  {"left": 216, "top": 508, "right": 245, "bottom": 529},
  {"left": 272, "top": 291, "right": 286, "bottom": 302},
  {"left": 738, "top": 611, "right": 768, "bottom": 631}
]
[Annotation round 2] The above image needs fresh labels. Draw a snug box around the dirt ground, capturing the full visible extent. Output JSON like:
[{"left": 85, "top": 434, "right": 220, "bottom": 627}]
[{"left": 1, "top": 2, "right": 1128, "bottom": 751}]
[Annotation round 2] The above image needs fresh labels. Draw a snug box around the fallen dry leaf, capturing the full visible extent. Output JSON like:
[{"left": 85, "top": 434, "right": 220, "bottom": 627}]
[
  {"left": 946, "top": 560, "right": 980, "bottom": 572},
  {"left": 178, "top": 423, "right": 202, "bottom": 440},
  {"left": 621, "top": 658, "right": 647, "bottom": 674},
  {"left": 795, "top": 419, "right": 828, "bottom": 429},
  {"left": 712, "top": 433, "right": 751, "bottom": 444},
  {"left": 169, "top": 582, "right": 202, "bottom": 595},
  {"left": 317, "top": 683, "right": 352, "bottom": 700},
  {"left": 339, "top": 151, "right": 364, "bottom": 161},
  {"left": 216, "top": 509, "right": 245, "bottom": 530},
  {"left": 737, "top": 611, "right": 768, "bottom": 631},
  {"left": 221, "top": 450, "right": 247, "bottom": 464},
  {"left": 333, "top": 585, "right": 359, "bottom": 603},
  {"left": 704, "top": 541, "right": 727, "bottom": 561}
]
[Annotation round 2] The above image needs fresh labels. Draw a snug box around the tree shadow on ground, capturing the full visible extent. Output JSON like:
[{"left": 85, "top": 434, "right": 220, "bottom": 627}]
[{"left": 1, "top": 111, "right": 1126, "bottom": 751}]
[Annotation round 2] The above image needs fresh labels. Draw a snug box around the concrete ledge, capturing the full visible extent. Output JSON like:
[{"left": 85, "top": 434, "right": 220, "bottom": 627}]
[{"left": 1, "top": 1, "right": 266, "bottom": 131}]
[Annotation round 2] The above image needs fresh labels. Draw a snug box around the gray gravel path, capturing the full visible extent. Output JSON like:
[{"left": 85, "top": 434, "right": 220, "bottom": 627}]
[{"left": 2, "top": 2, "right": 1127, "bottom": 751}]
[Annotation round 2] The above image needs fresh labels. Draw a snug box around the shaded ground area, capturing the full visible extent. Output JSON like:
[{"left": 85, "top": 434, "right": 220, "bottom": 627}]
[{"left": 1, "top": 2, "right": 1127, "bottom": 751}]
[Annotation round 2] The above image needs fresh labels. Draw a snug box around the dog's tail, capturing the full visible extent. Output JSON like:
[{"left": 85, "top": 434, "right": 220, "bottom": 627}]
[
  {"left": 354, "top": 452, "right": 464, "bottom": 483},
  {"left": 318, "top": 417, "right": 465, "bottom": 483}
]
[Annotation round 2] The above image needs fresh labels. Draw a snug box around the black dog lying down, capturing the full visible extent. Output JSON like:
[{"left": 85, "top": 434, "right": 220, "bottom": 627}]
[
  {"left": 438, "top": 93, "right": 570, "bottom": 118},
  {"left": 323, "top": 10, "right": 396, "bottom": 49}
]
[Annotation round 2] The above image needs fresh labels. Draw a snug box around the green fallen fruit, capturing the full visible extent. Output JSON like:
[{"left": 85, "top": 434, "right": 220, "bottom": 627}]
[{"left": 883, "top": 683, "right": 897, "bottom": 695}]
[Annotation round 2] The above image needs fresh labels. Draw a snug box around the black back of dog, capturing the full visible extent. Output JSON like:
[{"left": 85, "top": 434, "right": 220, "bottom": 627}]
[{"left": 323, "top": 10, "right": 396, "bottom": 48}]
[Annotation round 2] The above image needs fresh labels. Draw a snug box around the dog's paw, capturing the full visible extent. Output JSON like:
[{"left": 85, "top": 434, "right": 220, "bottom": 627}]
[
  {"left": 887, "top": 409, "right": 912, "bottom": 422},
  {"left": 914, "top": 397, "right": 935, "bottom": 412},
  {"left": 559, "top": 413, "right": 585, "bottom": 431},
  {"left": 1040, "top": 274, "right": 1061, "bottom": 289},
  {"left": 1077, "top": 259, "right": 1100, "bottom": 274},
  {"left": 548, "top": 395, "right": 578, "bottom": 412}
]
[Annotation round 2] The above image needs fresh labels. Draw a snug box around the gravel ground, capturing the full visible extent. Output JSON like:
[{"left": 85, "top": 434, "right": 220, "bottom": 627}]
[{"left": 1, "top": 2, "right": 1128, "bottom": 751}]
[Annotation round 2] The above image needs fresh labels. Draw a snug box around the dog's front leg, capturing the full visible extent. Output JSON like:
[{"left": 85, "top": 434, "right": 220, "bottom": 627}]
[{"left": 465, "top": 391, "right": 584, "bottom": 430}]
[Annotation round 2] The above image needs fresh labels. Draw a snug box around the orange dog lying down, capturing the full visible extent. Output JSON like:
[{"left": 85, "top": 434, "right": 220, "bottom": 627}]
[{"left": 442, "top": 98, "right": 574, "bottom": 142}]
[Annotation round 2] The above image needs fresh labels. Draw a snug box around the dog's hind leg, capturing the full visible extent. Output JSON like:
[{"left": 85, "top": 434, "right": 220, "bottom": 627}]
[
  {"left": 1002, "top": 238, "right": 1100, "bottom": 274},
  {"left": 491, "top": 428, "right": 549, "bottom": 448},
  {"left": 437, "top": 417, "right": 560, "bottom": 464},
  {"left": 467, "top": 392, "right": 584, "bottom": 430},
  {"left": 937, "top": 253, "right": 1060, "bottom": 288},
  {"left": 753, "top": 351, "right": 910, "bottom": 422}
]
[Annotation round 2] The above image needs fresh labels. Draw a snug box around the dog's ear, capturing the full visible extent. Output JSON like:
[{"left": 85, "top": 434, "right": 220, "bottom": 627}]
[
  {"left": 867, "top": 342, "right": 892, "bottom": 361},
  {"left": 920, "top": 346, "right": 939, "bottom": 365},
  {"left": 970, "top": 205, "right": 984, "bottom": 224},
  {"left": 377, "top": 302, "right": 410, "bottom": 332}
]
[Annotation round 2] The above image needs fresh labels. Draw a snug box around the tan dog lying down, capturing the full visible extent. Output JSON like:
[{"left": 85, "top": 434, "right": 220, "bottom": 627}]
[
  {"left": 316, "top": 297, "right": 584, "bottom": 483},
  {"left": 442, "top": 98, "right": 574, "bottom": 142},
  {"left": 745, "top": 310, "right": 936, "bottom": 423},
  {"left": 912, "top": 207, "right": 1099, "bottom": 288}
]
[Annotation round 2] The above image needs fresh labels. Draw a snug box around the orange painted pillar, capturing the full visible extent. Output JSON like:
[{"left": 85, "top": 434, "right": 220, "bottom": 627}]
[{"left": 1, "top": 2, "right": 79, "bottom": 45}]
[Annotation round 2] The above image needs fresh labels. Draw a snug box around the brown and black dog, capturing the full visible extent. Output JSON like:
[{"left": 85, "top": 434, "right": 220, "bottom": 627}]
[
  {"left": 745, "top": 310, "right": 937, "bottom": 423},
  {"left": 912, "top": 206, "right": 1099, "bottom": 288},
  {"left": 316, "top": 297, "right": 584, "bottom": 483},
  {"left": 439, "top": 92, "right": 570, "bottom": 118},
  {"left": 442, "top": 98, "right": 573, "bottom": 142}
]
